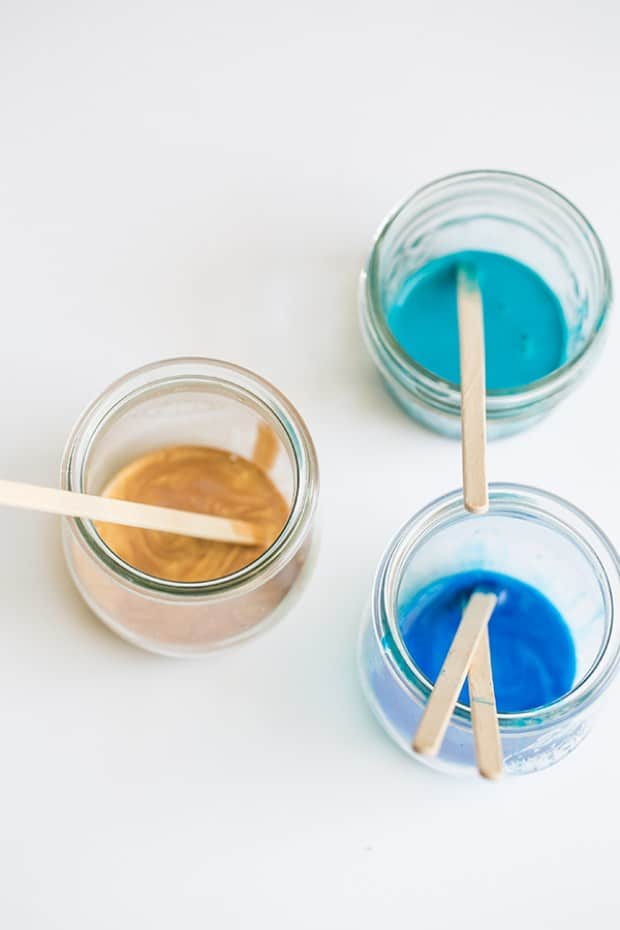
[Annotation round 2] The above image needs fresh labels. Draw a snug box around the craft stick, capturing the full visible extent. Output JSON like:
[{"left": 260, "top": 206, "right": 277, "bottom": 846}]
[
  {"left": 457, "top": 266, "right": 488, "bottom": 514},
  {"left": 0, "top": 479, "right": 262, "bottom": 546},
  {"left": 413, "top": 591, "right": 497, "bottom": 757},
  {"left": 455, "top": 264, "right": 503, "bottom": 778},
  {"left": 468, "top": 625, "right": 503, "bottom": 780}
]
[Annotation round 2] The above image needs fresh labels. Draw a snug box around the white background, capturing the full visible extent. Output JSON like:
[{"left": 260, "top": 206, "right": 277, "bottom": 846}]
[{"left": 1, "top": 2, "right": 619, "bottom": 927}]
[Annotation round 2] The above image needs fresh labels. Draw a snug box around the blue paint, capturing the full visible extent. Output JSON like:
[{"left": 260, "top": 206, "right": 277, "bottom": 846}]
[
  {"left": 387, "top": 251, "right": 568, "bottom": 390},
  {"left": 399, "top": 570, "right": 576, "bottom": 713}
]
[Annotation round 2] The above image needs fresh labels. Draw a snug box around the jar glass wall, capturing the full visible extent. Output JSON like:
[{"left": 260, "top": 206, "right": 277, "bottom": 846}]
[
  {"left": 62, "top": 358, "right": 319, "bottom": 657},
  {"left": 358, "top": 484, "right": 620, "bottom": 776},
  {"left": 360, "top": 170, "right": 612, "bottom": 438}
]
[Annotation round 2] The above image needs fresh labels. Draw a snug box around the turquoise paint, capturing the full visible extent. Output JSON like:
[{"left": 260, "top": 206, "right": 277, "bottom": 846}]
[
  {"left": 399, "top": 570, "right": 576, "bottom": 714},
  {"left": 387, "top": 251, "right": 568, "bottom": 390}
]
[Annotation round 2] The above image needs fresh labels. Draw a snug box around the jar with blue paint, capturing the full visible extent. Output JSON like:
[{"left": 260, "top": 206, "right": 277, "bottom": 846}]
[
  {"left": 360, "top": 171, "right": 612, "bottom": 438},
  {"left": 358, "top": 485, "right": 620, "bottom": 776}
]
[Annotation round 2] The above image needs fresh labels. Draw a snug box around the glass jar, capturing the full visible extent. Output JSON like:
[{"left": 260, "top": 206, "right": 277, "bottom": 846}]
[
  {"left": 62, "top": 358, "right": 319, "bottom": 657},
  {"left": 358, "top": 484, "right": 620, "bottom": 776},
  {"left": 360, "top": 170, "right": 612, "bottom": 438}
]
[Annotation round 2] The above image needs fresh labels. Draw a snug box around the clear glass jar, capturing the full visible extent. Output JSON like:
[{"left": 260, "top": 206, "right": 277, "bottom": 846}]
[
  {"left": 358, "top": 484, "right": 620, "bottom": 776},
  {"left": 61, "top": 358, "right": 319, "bottom": 657},
  {"left": 360, "top": 170, "right": 612, "bottom": 438}
]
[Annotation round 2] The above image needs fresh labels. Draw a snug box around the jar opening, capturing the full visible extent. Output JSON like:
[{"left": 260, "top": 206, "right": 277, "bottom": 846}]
[
  {"left": 363, "top": 170, "right": 612, "bottom": 416},
  {"left": 62, "top": 358, "right": 318, "bottom": 597},
  {"left": 374, "top": 484, "right": 620, "bottom": 730}
]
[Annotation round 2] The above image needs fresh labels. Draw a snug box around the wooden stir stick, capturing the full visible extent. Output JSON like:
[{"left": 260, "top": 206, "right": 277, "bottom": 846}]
[
  {"left": 412, "top": 266, "right": 503, "bottom": 779},
  {"left": 457, "top": 266, "right": 488, "bottom": 514},
  {"left": 468, "top": 621, "right": 503, "bottom": 780},
  {"left": 0, "top": 479, "right": 263, "bottom": 546},
  {"left": 457, "top": 265, "right": 503, "bottom": 780},
  {"left": 413, "top": 591, "right": 497, "bottom": 757}
]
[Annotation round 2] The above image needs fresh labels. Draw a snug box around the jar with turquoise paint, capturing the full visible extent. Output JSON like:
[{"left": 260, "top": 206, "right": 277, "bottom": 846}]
[
  {"left": 359, "top": 171, "right": 612, "bottom": 438},
  {"left": 358, "top": 484, "right": 620, "bottom": 776}
]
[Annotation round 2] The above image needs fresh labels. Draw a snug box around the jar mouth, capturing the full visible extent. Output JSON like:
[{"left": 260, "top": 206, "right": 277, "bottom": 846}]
[
  {"left": 373, "top": 483, "right": 620, "bottom": 730},
  {"left": 362, "top": 169, "right": 613, "bottom": 414},
  {"left": 61, "top": 357, "right": 319, "bottom": 597}
]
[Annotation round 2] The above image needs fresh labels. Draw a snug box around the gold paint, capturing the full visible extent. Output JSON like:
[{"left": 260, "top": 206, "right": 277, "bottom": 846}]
[
  {"left": 252, "top": 422, "right": 279, "bottom": 471},
  {"left": 95, "top": 445, "right": 289, "bottom": 583}
]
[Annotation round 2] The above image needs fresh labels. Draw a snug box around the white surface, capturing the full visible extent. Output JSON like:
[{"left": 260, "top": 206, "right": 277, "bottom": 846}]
[{"left": 1, "top": 2, "right": 619, "bottom": 927}]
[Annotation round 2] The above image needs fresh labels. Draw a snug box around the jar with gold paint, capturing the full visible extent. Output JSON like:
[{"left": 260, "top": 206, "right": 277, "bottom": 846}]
[{"left": 61, "top": 358, "right": 319, "bottom": 656}]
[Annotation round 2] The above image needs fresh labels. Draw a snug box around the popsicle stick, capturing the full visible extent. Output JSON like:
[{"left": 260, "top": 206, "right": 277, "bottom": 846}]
[
  {"left": 457, "top": 266, "right": 488, "bottom": 514},
  {"left": 413, "top": 591, "right": 497, "bottom": 756},
  {"left": 468, "top": 626, "right": 503, "bottom": 780},
  {"left": 456, "top": 264, "right": 503, "bottom": 778},
  {"left": 0, "top": 479, "right": 262, "bottom": 546}
]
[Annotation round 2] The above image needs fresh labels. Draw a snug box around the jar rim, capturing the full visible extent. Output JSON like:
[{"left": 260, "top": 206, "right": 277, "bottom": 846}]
[
  {"left": 372, "top": 482, "right": 620, "bottom": 731},
  {"left": 362, "top": 169, "right": 613, "bottom": 416},
  {"left": 61, "top": 357, "right": 319, "bottom": 597}
]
